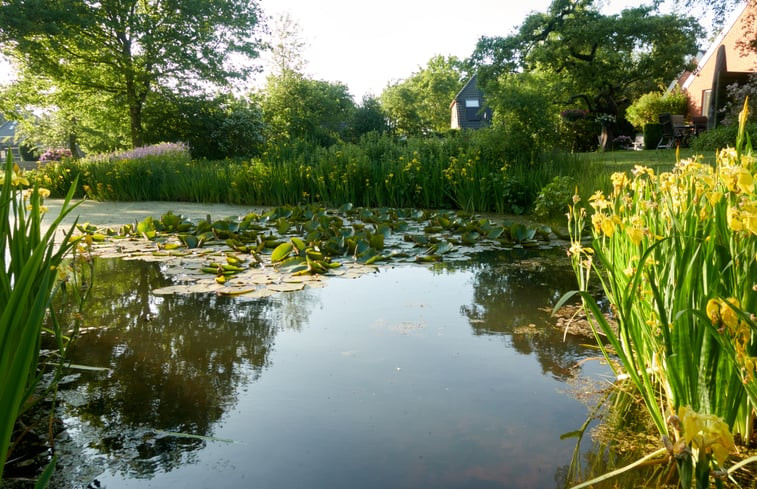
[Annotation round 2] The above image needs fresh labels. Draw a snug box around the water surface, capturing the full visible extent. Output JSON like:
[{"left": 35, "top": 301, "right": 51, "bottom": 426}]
[{"left": 52, "top": 251, "right": 604, "bottom": 488}]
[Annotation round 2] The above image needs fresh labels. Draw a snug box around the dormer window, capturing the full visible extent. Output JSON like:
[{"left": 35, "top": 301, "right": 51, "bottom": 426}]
[{"left": 465, "top": 99, "right": 480, "bottom": 108}]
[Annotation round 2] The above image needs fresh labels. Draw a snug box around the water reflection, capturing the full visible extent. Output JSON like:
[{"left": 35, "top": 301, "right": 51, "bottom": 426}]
[
  {"left": 437, "top": 250, "right": 587, "bottom": 380},
  {"left": 48, "top": 252, "right": 602, "bottom": 489},
  {"left": 55, "top": 258, "right": 316, "bottom": 480}
]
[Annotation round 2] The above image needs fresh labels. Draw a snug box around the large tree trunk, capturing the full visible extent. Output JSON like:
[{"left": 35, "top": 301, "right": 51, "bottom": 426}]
[{"left": 599, "top": 124, "right": 614, "bottom": 151}]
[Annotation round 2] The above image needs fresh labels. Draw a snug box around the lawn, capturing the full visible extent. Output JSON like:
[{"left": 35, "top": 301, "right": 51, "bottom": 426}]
[{"left": 579, "top": 147, "right": 717, "bottom": 169}]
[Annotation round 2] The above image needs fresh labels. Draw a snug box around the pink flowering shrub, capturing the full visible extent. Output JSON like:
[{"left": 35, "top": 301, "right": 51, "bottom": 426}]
[{"left": 39, "top": 148, "right": 72, "bottom": 162}]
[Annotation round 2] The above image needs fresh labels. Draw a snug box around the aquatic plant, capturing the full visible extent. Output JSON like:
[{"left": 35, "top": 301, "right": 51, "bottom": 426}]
[
  {"left": 0, "top": 153, "right": 81, "bottom": 480},
  {"left": 562, "top": 100, "right": 756, "bottom": 487}
]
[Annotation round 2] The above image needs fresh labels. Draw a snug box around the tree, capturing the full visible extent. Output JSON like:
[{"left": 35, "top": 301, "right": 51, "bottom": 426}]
[
  {"left": 0, "top": 0, "right": 265, "bottom": 148},
  {"left": 142, "top": 93, "right": 265, "bottom": 159},
  {"left": 343, "top": 95, "right": 389, "bottom": 142},
  {"left": 260, "top": 71, "right": 355, "bottom": 146},
  {"left": 380, "top": 55, "right": 469, "bottom": 136},
  {"left": 471, "top": 0, "right": 702, "bottom": 150}
]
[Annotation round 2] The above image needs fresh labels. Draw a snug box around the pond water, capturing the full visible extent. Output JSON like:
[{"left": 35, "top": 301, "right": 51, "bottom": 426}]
[{"left": 49, "top": 251, "right": 609, "bottom": 489}]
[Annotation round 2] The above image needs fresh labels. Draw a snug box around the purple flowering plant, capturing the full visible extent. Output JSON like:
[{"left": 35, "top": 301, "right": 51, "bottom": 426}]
[{"left": 39, "top": 148, "right": 72, "bottom": 162}]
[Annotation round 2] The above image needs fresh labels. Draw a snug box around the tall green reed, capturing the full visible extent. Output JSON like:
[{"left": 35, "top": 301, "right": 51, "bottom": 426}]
[
  {"left": 29, "top": 132, "right": 564, "bottom": 213},
  {"left": 562, "top": 100, "right": 756, "bottom": 487},
  {"left": 0, "top": 153, "right": 80, "bottom": 479}
]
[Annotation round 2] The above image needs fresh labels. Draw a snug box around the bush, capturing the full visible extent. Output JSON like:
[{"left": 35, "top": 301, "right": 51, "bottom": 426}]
[
  {"left": 533, "top": 176, "right": 576, "bottom": 220},
  {"left": 690, "top": 122, "right": 757, "bottom": 151},
  {"left": 626, "top": 89, "right": 688, "bottom": 129}
]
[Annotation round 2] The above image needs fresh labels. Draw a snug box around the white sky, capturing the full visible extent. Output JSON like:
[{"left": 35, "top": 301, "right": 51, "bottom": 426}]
[{"left": 254, "top": 0, "right": 652, "bottom": 99}]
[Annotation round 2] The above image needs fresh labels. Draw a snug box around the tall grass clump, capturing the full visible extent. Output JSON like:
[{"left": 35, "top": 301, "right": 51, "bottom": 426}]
[
  {"left": 0, "top": 153, "right": 81, "bottom": 480},
  {"left": 563, "top": 100, "right": 756, "bottom": 487}
]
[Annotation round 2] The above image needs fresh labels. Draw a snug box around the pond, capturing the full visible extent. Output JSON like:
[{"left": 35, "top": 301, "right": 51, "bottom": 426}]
[{"left": 47, "top": 250, "right": 609, "bottom": 489}]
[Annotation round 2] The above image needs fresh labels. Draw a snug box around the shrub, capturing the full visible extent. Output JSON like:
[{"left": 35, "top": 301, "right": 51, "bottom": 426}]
[
  {"left": 690, "top": 122, "right": 757, "bottom": 151},
  {"left": 626, "top": 89, "right": 689, "bottom": 129},
  {"left": 533, "top": 176, "right": 576, "bottom": 220}
]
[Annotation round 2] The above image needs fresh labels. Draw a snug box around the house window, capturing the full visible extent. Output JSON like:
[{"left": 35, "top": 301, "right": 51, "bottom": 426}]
[
  {"left": 465, "top": 99, "right": 480, "bottom": 108},
  {"left": 701, "top": 90, "right": 712, "bottom": 117}
]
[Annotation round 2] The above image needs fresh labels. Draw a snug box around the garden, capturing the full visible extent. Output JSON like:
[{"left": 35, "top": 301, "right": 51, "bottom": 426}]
[{"left": 1, "top": 0, "right": 757, "bottom": 487}]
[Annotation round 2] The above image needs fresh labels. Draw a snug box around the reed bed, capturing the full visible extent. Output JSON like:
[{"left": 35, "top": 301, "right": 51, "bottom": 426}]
[{"left": 28, "top": 131, "right": 596, "bottom": 214}]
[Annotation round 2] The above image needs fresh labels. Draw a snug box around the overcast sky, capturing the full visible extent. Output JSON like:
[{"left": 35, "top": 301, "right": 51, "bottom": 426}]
[{"left": 254, "top": 0, "right": 655, "bottom": 99}]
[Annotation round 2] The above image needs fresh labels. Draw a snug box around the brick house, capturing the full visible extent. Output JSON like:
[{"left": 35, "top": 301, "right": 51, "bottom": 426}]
[
  {"left": 450, "top": 75, "right": 492, "bottom": 129},
  {"left": 679, "top": 1, "right": 757, "bottom": 127}
]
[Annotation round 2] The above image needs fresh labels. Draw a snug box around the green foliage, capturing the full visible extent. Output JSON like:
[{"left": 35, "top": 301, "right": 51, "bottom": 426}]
[
  {"left": 690, "top": 122, "right": 757, "bottom": 151},
  {"left": 0, "top": 153, "right": 80, "bottom": 480},
  {"left": 472, "top": 1, "right": 701, "bottom": 132},
  {"left": 564, "top": 102, "right": 756, "bottom": 486},
  {"left": 380, "top": 55, "right": 469, "bottom": 136},
  {"left": 533, "top": 176, "right": 576, "bottom": 220},
  {"left": 142, "top": 93, "right": 265, "bottom": 159},
  {"left": 260, "top": 71, "right": 355, "bottom": 146},
  {"left": 0, "top": 0, "right": 265, "bottom": 148},
  {"left": 625, "top": 89, "right": 689, "bottom": 129},
  {"left": 486, "top": 72, "right": 561, "bottom": 158},
  {"left": 29, "top": 129, "right": 577, "bottom": 214}
]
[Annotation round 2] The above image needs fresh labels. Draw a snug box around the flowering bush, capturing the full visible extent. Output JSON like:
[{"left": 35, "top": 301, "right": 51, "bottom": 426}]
[
  {"left": 39, "top": 148, "right": 72, "bottom": 162},
  {"left": 110, "top": 142, "right": 189, "bottom": 161}
]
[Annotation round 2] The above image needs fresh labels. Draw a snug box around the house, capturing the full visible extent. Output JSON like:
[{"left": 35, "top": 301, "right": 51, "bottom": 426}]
[
  {"left": 0, "top": 115, "right": 24, "bottom": 163},
  {"left": 679, "top": 1, "right": 757, "bottom": 127},
  {"left": 450, "top": 75, "right": 492, "bottom": 129}
]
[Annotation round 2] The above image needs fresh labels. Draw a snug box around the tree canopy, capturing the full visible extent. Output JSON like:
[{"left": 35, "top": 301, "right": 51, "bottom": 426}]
[
  {"left": 471, "top": 0, "right": 702, "bottom": 149},
  {"left": 380, "top": 55, "right": 469, "bottom": 136},
  {"left": 0, "top": 0, "right": 265, "bottom": 148}
]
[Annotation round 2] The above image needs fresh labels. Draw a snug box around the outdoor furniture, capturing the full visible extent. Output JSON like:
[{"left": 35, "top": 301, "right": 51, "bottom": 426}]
[
  {"left": 692, "top": 116, "right": 708, "bottom": 136},
  {"left": 657, "top": 113, "right": 694, "bottom": 149}
]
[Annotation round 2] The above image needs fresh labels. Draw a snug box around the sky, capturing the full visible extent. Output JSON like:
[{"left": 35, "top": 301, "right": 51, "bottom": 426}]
[
  {"left": 0, "top": 0, "right": 687, "bottom": 98},
  {"left": 254, "top": 0, "right": 649, "bottom": 99}
]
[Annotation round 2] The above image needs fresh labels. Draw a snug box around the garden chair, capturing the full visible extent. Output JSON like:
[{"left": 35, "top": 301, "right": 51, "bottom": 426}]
[
  {"left": 692, "top": 116, "right": 708, "bottom": 136},
  {"left": 657, "top": 113, "right": 677, "bottom": 149}
]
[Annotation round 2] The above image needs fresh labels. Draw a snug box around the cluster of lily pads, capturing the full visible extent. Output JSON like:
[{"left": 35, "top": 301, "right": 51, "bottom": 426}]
[{"left": 73, "top": 203, "right": 564, "bottom": 298}]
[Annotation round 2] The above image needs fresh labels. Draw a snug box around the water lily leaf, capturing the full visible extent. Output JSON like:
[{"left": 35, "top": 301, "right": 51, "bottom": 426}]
[
  {"left": 487, "top": 227, "right": 505, "bottom": 240},
  {"left": 152, "top": 285, "right": 193, "bottom": 295},
  {"left": 276, "top": 218, "right": 291, "bottom": 235},
  {"left": 179, "top": 234, "right": 199, "bottom": 248},
  {"left": 137, "top": 216, "right": 157, "bottom": 240},
  {"left": 460, "top": 231, "right": 480, "bottom": 245},
  {"left": 271, "top": 242, "right": 293, "bottom": 262},
  {"left": 269, "top": 282, "right": 306, "bottom": 292},
  {"left": 369, "top": 233, "right": 384, "bottom": 250},
  {"left": 434, "top": 241, "right": 455, "bottom": 255},
  {"left": 218, "top": 286, "right": 260, "bottom": 296},
  {"left": 511, "top": 223, "right": 537, "bottom": 242},
  {"left": 291, "top": 237, "right": 306, "bottom": 251}
]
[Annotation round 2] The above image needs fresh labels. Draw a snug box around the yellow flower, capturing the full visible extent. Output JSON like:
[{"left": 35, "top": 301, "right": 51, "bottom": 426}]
[
  {"left": 611, "top": 171, "right": 629, "bottom": 195},
  {"left": 706, "top": 299, "right": 721, "bottom": 325},
  {"left": 678, "top": 405, "right": 736, "bottom": 466},
  {"left": 627, "top": 225, "right": 644, "bottom": 246},
  {"left": 720, "top": 298, "right": 740, "bottom": 330},
  {"left": 727, "top": 207, "right": 743, "bottom": 232}
]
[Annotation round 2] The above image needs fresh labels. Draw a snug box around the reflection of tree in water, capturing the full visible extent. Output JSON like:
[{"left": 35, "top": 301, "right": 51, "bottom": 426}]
[
  {"left": 55, "top": 258, "right": 316, "bottom": 479},
  {"left": 444, "top": 251, "right": 592, "bottom": 380}
]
